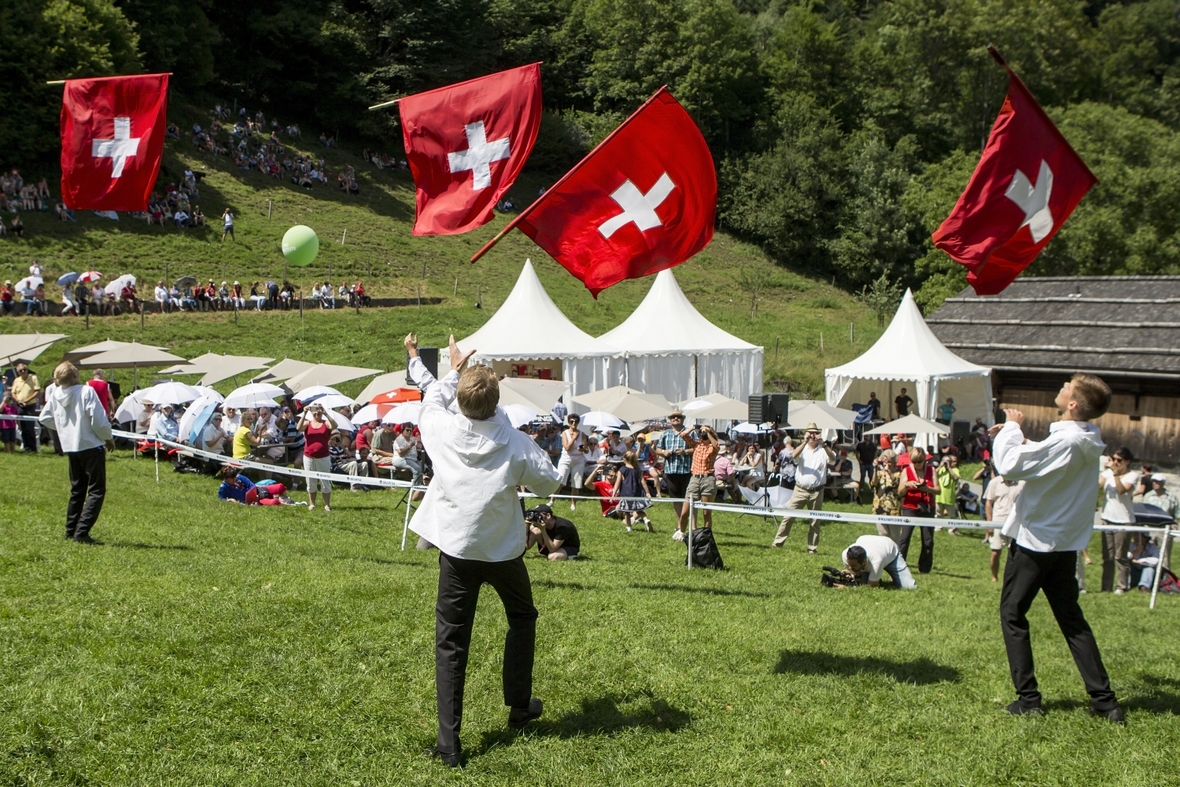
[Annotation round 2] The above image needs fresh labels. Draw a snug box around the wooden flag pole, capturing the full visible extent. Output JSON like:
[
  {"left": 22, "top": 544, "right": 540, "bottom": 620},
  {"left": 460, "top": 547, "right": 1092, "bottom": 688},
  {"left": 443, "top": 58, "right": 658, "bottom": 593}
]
[
  {"left": 986, "top": 44, "right": 1008, "bottom": 68},
  {"left": 46, "top": 71, "right": 173, "bottom": 85}
]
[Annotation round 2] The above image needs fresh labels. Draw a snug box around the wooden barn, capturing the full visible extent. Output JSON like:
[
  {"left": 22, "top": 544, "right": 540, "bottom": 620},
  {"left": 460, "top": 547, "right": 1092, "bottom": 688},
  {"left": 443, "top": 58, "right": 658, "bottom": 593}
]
[{"left": 926, "top": 276, "right": 1180, "bottom": 464}]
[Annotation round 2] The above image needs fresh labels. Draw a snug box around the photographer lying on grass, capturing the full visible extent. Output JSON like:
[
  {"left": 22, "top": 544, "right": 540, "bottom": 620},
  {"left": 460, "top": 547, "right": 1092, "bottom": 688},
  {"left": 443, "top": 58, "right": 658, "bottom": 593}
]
[{"left": 836, "top": 534, "right": 918, "bottom": 589}]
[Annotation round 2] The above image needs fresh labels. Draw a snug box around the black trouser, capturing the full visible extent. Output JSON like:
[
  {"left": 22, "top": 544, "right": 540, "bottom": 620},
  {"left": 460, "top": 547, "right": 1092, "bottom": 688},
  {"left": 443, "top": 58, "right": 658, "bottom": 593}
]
[
  {"left": 67, "top": 446, "right": 107, "bottom": 538},
  {"left": 1000, "top": 544, "right": 1117, "bottom": 710},
  {"left": 896, "top": 510, "right": 934, "bottom": 574},
  {"left": 18, "top": 403, "right": 38, "bottom": 451},
  {"left": 435, "top": 551, "right": 537, "bottom": 755}
]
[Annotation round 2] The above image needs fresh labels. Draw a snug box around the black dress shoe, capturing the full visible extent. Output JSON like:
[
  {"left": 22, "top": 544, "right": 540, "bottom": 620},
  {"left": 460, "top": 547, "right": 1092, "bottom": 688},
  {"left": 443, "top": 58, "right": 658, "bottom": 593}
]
[
  {"left": 508, "top": 698, "right": 543, "bottom": 729},
  {"left": 1090, "top": 705, "right": 1126, "bottom": 725},
  {"left": 73, "top": 534, "right": 99, "bottom": 545},
  {"left": 1005, "top": 700, "right": 1044, "bottom": 717},
  {"left": 424, "top": 746, "right": 461, "bottom": 768}
]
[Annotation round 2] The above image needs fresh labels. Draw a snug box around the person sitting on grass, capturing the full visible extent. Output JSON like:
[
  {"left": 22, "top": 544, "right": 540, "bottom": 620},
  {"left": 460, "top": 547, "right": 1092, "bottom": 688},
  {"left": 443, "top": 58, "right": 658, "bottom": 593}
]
[
  {"left": 840, "top": 534, "right": 917, "bottom": 589},
  {"left": 232, "top": 410, "right": 261, "bottom": 459},
  {"left": 217, "top": 466, "right": 292, "bottom": 505},
  {"left": 526, "top": 504, "right": 580, "bottom": 560}
]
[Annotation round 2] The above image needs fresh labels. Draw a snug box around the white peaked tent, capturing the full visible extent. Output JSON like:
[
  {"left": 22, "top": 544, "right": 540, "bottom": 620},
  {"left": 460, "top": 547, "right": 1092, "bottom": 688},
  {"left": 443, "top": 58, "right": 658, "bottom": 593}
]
[
  {"left": 598, "top": 269, "right": 763, "bottom": 404},
  {"left": 455, "top": 260, "right": 620, "bottom": 396},
  {"left": 825, "top": 289, "right": 994, "bottom": 443}
]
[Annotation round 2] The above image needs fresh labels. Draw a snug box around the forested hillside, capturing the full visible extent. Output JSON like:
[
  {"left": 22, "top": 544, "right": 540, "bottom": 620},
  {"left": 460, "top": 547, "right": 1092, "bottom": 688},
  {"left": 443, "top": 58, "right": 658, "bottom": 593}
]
[{"left": 3, "top": 0, "right": 1179, "bottom": 306}]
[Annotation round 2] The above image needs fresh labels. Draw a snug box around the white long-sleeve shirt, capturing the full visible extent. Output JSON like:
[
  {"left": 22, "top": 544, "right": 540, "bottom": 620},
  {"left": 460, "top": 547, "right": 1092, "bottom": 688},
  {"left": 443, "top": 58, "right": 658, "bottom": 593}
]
[
  {"left": 993, "top": 419, "right": 1105, "bottom": 552},
  {"left": 39, "top": 384, "right": 112, "bottom": 452},
  {"left": 408, "top": 366, "right": 561, "bottom": 562}
]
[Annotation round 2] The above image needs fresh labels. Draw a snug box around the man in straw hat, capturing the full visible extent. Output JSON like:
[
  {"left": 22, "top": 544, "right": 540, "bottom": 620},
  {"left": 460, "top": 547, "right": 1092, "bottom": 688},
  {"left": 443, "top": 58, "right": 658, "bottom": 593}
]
[
  {"left": 652, "top": 408, "right": 693, "bottom": 540},
  {"left": 772, "top": 422, "right": 836, "bottom": 553}
]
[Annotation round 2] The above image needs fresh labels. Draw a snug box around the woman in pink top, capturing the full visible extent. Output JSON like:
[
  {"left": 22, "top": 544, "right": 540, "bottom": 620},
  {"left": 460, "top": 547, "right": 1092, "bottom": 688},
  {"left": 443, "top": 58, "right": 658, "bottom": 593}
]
[{"left": 298, "top": 403, "right": 333, "bottom": 511}]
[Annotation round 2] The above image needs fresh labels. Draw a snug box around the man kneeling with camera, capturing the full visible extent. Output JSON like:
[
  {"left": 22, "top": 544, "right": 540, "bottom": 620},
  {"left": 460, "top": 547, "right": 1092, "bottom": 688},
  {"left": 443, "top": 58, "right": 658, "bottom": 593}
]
[
  {"left": 834, "top": 534, "right": 917, "bottom": 589},
  {"left": 526, "top": 504, "right": 580, "bottom": 560}
]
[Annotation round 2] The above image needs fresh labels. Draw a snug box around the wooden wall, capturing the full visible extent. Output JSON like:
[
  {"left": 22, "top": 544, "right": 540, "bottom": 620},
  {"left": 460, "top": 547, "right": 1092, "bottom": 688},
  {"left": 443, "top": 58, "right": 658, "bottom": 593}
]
[{"left": 999, "top": 389, "right": 1180, "bottom": 464}]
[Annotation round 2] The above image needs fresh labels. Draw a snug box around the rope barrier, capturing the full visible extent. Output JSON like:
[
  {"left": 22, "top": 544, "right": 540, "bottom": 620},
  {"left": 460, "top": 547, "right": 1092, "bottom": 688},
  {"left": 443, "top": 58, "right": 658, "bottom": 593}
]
[{"left": 9, "top": 414, "right": 1176, "bottom": 603}]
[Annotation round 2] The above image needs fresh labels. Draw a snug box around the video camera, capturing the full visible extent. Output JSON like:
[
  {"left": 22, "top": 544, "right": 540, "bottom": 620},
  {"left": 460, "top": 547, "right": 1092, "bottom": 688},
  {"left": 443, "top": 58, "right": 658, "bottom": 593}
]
[{"left": 820, "top": 566, "right": 868, "bottom": 588}]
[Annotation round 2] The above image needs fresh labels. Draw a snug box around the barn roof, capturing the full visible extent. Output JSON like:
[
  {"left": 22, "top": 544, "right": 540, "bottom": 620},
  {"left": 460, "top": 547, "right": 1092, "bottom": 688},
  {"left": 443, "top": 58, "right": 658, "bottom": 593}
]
[{"left": 925, "top": 276, "right": 1180, "bottom": 379}]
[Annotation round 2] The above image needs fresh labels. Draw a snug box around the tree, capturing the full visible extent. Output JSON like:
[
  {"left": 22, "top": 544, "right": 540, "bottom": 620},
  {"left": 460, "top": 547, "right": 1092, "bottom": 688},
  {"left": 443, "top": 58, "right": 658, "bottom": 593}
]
[
  {"left": 0, "top": 0, "right": 140, "bottom": 172},
  {"left": 825, "top": 128, "right": 925, "bottom": 289}
]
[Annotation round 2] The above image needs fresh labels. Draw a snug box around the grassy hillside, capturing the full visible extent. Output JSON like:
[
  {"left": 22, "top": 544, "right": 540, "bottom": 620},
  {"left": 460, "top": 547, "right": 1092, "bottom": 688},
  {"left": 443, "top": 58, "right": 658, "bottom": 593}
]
[{"left": 0, "top": 105, "right": 883, "bottom": 396}]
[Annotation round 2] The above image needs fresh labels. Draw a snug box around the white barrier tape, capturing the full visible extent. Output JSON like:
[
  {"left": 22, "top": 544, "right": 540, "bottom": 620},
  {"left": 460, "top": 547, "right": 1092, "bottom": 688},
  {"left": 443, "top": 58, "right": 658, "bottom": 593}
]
[
  {"left": 106, "top": 428, "right": 413, "bottom": 490},
  {"left": 696, "top": 501, "right": 1176, "bottom": 536}
]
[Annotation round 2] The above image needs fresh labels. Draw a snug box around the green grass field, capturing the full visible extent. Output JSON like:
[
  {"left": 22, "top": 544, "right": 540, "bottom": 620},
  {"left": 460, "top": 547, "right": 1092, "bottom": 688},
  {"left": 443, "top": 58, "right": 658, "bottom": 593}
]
[{"left": 2, "top": 449, "right": 1177, "bottom": 786}]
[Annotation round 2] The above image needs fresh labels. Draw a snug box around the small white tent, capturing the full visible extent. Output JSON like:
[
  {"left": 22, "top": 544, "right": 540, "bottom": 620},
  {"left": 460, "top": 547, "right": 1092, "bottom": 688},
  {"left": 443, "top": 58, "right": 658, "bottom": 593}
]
[
  {"left": 598, "top": 269, "right": 763, "bottom": 404},
  {"left": 825, "top": 289, "right": 993, "bottom": 443},
  {"left": 455, "top": 260, "right": 620, "bottom": 396}
]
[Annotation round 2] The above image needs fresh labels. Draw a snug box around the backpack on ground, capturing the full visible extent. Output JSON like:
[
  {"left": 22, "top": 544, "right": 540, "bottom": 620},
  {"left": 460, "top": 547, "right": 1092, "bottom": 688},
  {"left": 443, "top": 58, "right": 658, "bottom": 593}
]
[
  {"left": 1158, "top": 567, "right": 1180, "bottom": 594},
  {"left": 686, "top": 527, "right": 724, "bottom": 570}
]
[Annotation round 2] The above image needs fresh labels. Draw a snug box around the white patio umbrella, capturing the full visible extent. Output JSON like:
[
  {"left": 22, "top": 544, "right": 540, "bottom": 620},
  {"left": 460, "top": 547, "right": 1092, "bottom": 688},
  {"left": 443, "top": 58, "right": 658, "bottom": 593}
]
[
  {"left": 381, "top": 402, "right": 422, "bottom": 425},
  {"left": 351, "top": 403, "right": 391, "bottom": 425},
  {"left": 864, "top": 413, "right": 950, "bottom": 436},
  {"left": 16, "top": 275, "right": 42, "bottom": 295},
  {"left": 356, "top": 370, "right": 409, "bottom": 404},
  {"left": 788, "top": 399, "right": 858, "bottom": 430},
  {"left": 104, "top": 274, "right": 136, "bottom": 296},
  {"left": 502, "top": 403, "right": 540, "bottom": 429},
  {"left": 788, "top": 402, "right": 854, "bottom": 432},
  {"left": 192, "top": 386, "right": 225, "bottom": 403},
  {"left": 326, "top": 409, "right": 357, "bottom": 433},
  {"left": 497, "top": 377, "right": 571, "bottom": 414},
  {"left": 304, "top": 393, "right": 355, "bottom": 410},
  {"left": 178, "top": 394, "right": 222, "bottom": 445},
  {"left": 114, "top": 389, "right": 151, "bottom": 424},
  {"left": 681, "top": 395, "right": 749, "bottom": 421},
  {"left": 138, "top": 381, "right": 203, "bottom": 406},
  {"left": 294, "top": 385, "right": 343, "bottom": 402},
  {"left": 579, "top": 410, "right": 628, "bottom": 430},
  {"left": 224, "top": 382, "right": 287, "bottom": 409}
]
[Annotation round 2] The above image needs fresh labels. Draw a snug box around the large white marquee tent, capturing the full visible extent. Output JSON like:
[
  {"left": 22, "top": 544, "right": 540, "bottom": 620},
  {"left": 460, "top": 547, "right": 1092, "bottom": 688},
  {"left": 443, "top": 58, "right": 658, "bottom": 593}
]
[
  {"left": 454, "top": 260, "right": 620, "bottom": 396},
  {"left": 599, "top": 269, "right": 764, "bottom": 405},
  {"left": 824, "top": 289, "right": 994, "bottom": 444}
]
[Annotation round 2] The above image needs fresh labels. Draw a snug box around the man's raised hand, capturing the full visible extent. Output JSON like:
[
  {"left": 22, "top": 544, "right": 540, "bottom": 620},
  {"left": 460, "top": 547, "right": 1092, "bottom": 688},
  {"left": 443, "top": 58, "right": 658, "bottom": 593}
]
[
  {"left": 449, "top": 334, "right": 476, "bottom": 373},
  {"left": 404, "top": 332, "right": 419, "bottom": 358}
]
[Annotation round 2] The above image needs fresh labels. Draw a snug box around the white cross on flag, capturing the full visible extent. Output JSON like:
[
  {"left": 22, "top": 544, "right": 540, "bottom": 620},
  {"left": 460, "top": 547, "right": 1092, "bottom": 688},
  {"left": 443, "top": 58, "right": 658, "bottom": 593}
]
[
  {"left": 60, "top": 73, "right": 169, "bottom": 212},
  {"left": 400, "top": 64, "right": 541, "bottom": 235},
  {"left": 476, "top": 88, "right": 716, "bottom": 297}
]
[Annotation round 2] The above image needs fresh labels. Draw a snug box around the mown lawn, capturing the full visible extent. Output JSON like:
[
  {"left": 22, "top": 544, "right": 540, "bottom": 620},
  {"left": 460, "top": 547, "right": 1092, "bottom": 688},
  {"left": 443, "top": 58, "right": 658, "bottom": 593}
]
[{"left": 2, "top": 450, "right": 1176, "bottom": 787}]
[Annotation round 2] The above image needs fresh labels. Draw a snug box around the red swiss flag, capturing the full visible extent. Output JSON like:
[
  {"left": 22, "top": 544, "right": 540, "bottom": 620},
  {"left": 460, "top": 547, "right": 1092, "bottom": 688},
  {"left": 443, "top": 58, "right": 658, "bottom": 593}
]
[
  {"left": 60, "top": 73, "right": 169, "bottom": 212},
  {"left": 482, "top": 87, "right": 716, "bottom": 297},
  {"left": 932, "top": 73, "right": 1096, "bottom": 295},
  {"left": 400, "top": 64, "right": 541, "bottom": 236}
]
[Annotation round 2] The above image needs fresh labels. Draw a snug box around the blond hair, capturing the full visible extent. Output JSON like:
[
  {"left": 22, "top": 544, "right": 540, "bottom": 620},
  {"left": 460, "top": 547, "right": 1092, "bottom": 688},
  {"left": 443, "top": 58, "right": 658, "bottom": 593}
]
[
  {"left": 909, "top": 447, "right": 926, "bottom": 464},
  {"left": 456, "top": 364, "right": 499, "bottom": 420},
  {"left": 52, "top": 361, "right": 79, "bottom": 387},
  {"left": 623, "top": 449, "right": 638, "bottom": 468},
  {"left": 1070, "top": 373, "right": 1111, "bottom": 421}
]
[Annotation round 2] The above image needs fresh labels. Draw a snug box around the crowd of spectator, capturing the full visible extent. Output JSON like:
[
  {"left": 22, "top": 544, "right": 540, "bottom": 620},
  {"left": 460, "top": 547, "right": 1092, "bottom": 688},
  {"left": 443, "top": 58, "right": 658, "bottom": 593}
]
[{"left": 0, "top": 170, "right": 50, "bottom": 239}]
